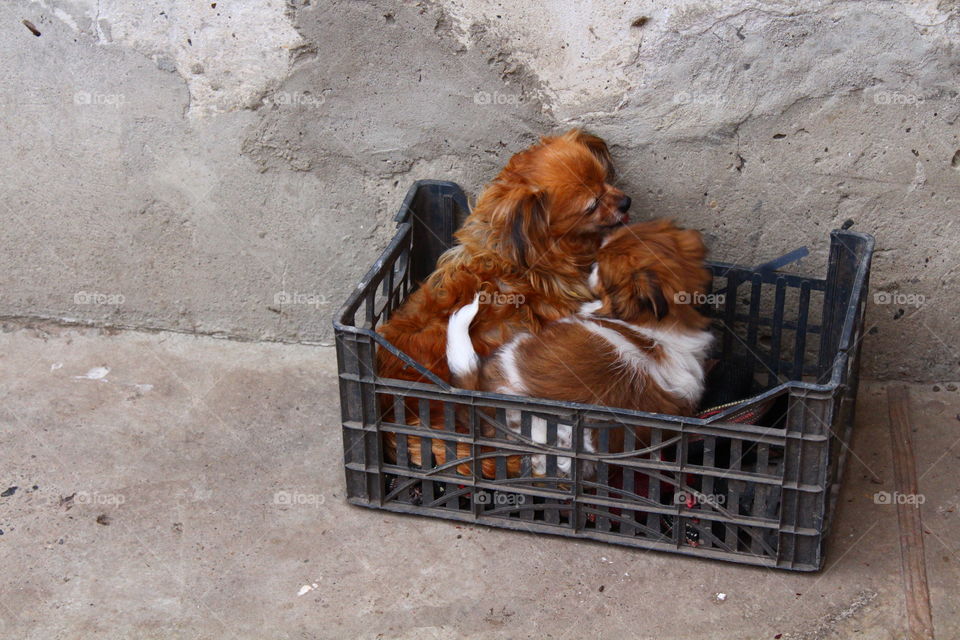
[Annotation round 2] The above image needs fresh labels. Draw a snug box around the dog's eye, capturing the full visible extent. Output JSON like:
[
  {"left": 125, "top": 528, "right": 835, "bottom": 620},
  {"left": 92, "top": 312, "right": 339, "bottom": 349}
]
[{"left": 585, "top": 199, "right": 599, "bottom": 214}]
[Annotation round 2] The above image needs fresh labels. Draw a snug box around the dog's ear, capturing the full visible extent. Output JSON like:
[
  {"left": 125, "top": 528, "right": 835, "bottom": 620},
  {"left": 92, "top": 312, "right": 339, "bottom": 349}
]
[
  {"left": 601, "top": 266, "right": 669, "bottom": 321},
  {"left": 645, "top": 275, "right": 670, "bottom": 320},
  {"left": 564, "top": 129, "right": 615, "bottom": 180},
  {"left": 489, "top": 185, "right": 548, "bottom": 269}
]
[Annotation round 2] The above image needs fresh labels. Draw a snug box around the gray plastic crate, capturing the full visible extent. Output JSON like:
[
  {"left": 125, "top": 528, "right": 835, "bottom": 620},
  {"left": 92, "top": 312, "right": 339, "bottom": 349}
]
[{"left": 334, "top": 180, "right": 874, "bottom": 571}]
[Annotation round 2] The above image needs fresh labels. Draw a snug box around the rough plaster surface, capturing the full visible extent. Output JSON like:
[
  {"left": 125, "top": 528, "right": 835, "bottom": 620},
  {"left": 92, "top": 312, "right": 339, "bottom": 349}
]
[
  {"left": 1, "top": 0, "right": 959, "bottom": 380},
  {"left": 29, "top": 0, "right": 306, "bottom": 116}
]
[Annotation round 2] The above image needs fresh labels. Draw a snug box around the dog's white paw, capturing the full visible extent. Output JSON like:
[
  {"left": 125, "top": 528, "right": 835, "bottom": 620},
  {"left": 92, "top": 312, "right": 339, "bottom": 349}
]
[{"left": 446, "top": 294, "right": 482, "bottom": 377}]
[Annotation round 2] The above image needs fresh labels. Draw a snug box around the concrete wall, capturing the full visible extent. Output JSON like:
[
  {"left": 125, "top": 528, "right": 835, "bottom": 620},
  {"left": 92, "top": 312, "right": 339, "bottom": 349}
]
[{"left": 2, "top": 0, "right": 958, "bottom": 381}]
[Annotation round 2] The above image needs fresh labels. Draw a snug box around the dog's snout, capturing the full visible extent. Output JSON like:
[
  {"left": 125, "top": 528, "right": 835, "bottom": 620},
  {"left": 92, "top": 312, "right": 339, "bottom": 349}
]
[{"left": 618, "top": 196, "right": 632, "bottom": 213}]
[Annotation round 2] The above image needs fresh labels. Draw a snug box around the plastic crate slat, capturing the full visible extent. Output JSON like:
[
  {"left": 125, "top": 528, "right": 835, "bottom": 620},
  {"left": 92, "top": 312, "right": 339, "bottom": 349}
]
[
  {"left": 793, "top": 281, "right": 813, "bottom": 382},
  {"left": 396, "top": 428, "right": 409, "bottom": 468},
  {"left": 721, "top": 272, "right": 740, "bottom": 359},
  {"left": 582, "top": 507, "right": 672, "bottom": 542},
  {"left": 708, "top": 262, "right": 827, "bottom": 291},
  {"left": 747, "top": 274, "right": 763, "bottom": 349},
  {"left": 711, "top": 313, "right": 822, "bottom": 337},
  {"left": 702, "top": 436, "right": 716, "bottom": 500},
  {"left": 621, "top": 428, "right": 637, "bottom": 536},
  {"left": 768, "top": 278, "right": 788, "bottom": 386},
  {"left": 519, "top": 412, "right": 533, "bottom": 488}
]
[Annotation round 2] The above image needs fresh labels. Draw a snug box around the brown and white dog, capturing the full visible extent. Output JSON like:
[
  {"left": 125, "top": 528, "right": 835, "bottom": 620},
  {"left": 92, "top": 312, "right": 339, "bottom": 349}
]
[
  {"left": 446, "top": 220, "right": 714, "bottom": 476},
  {"left": 378, "top": 130, "right": 631, "bottom": 476}
]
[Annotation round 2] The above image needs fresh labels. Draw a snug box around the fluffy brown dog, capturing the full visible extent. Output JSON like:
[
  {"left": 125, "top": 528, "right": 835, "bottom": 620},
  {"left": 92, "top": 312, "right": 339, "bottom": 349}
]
[
  {"left": 446, "top": 220, "right": 714, "bottom": 477},
  {"left": 378, "top": 130, "right": 631, "bottom": 477}
]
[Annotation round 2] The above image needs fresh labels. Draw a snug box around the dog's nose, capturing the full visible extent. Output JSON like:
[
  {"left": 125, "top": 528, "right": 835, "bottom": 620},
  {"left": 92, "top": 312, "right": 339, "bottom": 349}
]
[{"left": 618, "top": 196, "right": 632, "bottom": 213}]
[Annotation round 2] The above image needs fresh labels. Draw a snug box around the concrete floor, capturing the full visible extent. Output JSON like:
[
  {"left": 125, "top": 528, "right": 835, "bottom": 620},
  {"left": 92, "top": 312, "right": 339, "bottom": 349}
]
[{"left": 0, "top": 322, "right": 958, "bottom": 640}]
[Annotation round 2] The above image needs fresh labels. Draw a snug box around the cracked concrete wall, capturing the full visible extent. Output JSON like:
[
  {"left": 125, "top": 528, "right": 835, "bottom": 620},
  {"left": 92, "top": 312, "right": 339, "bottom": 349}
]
[{"left": 1, "top": 0, "right": 958, "bottom": 381}]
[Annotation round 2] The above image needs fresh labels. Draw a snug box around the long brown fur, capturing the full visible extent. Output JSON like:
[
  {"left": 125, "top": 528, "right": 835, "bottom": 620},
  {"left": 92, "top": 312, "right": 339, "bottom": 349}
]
[
  {"left": 377, "top": 130, "right": 630, "bottom": 477},
  {"left": 453, "top": 220, "right": 713, "bottom": 462}
]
